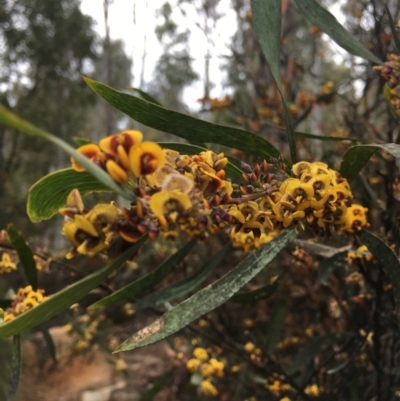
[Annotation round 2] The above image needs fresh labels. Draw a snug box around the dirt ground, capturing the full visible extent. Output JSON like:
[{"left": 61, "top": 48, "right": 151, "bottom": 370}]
[{"left": 12, "top": 315, "right": 187, "bottom": 401}]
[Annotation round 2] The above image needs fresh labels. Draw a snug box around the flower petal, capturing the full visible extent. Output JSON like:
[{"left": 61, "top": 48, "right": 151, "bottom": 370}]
[
  {"left": 130, "top": 142, "right": 166, "bottom": 177},
  {"left": 99, "top": 130, "right": 143, "bottom": 155},
  {"left": 150, "top": 190, "right": 192, "bottom": 216},
  {"left": 106, "top": 159, "right": 129, "bottom": 183},
  {"left": 70, "top": 144, "right": 101, "bottom": 171}
]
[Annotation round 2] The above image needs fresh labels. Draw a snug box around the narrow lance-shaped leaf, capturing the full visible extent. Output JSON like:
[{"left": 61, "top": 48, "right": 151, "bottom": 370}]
[
  {"left": 114, "top": 229, "right": 297, "bottom": 352},
  {"left": 90, "top": 236, "right": 199, "bottom": 309},
  {"left": 255, "top": 121, "right": 359, "bottom": 142},
  {"left": 127, "top": 87, "right": 163, "bottom": 106},
  {"left": 7, "top": 335, "right": 21, "bottom": 401},
  {"left": 318, "top": 251, "right": 348, "bottom": 286},
  {"left": 134, "top": 244, "right": 231, "bottom": 310},
  {"left": 265, "top": 301, "right": 288, "bottom": 354},
  {"left": 27, "top": 168, "right": 113, "bottom": 223},
  {"left": 83, "top": 77, "right": 290, "bottom": 167},
  {"left": 251, "top": 0, "right": 297, "bottom": 162},
  {"left": 339, "top": 143, "right": 400, "bottom": 182},
  {"left": 294, "top": 240, "right": 351, "bottom": 259},
  {"left": 294, "top": 131, "right": 359, "bottom": 142},
  {"left": 6, "top": 224, "right": 38, "bottom": 291},
  {"left": 0, "top": 236, "right": 147, "bottom": 338},
  {"left": 294, "top": 0, "right": 382, "bottom": 65},
  {"left": 287, "top": 335, "right": 335, "bottom": 375},
  {"left": 359, "top": 230, "right": 400, "bottom": 323},
  {"left": 0, "top": 105, "right": 134, "bottom": 201},
  {"left": 327, "top": 353, "right": 357, "bottom": 375},
  {"left": 0, "top": 339, "right": 12, "bottom": 400},
  {"left": 231, "top": 277, "right": 281, "bottom": 304},
  {"left": 40, "top": 325, "right": 57, "bottom": 364}
]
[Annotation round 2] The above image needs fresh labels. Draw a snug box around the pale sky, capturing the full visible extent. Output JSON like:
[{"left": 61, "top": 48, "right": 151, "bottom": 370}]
[
  {"left": 80, "top": 0, "right": 237, "bottom": 110},
  {"left": 79, "top": 1, "right": 355, "bottom": 108}
]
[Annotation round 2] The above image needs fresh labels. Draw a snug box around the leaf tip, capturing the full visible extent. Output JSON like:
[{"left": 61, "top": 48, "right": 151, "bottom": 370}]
[
  {"left": 113, "top": 339, "right": 133, "bottom": 353},
  {"left": 81, "top": 75, "right": 94, "bottom": 88}
]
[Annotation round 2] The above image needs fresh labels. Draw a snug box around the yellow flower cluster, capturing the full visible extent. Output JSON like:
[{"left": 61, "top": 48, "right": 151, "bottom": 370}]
[
  {"left": 65, "top": 129, "right": 369, "bottom": 256},
  {"left": 258, "top": 82, "right": 334, "bottom": 121},
  {"left": 260, "top": 161, "right": 368, "bottom": 234},
  {"left": 59, "top": 189, "right": 121, "bottom": 258},
  {"left": 277, "top": 336, "right": 301, "bottom": 350},
  {"left": 186, "top": 347, "right": 224, "bottom": 397},
  {"left": 3, "top": 285, "right": 47, "bottom": 322},
  {"left": 197, "top": 95, "right": 231, "bottom": 111},
  {"left": 374, "top": 54, "right": 400, "bottom": 114},
  {"left": 304, "top": 384, "right": 321, "bottom": 397},
  {"left": 64, "top": 311, "right": 106, "bottom": 352},
  {"left": 348, "top": 245, "right": 374, "bottom": 264},
  {"left": 244, "top": 341, "right": 256, "bottom": 353},
  {"left": 65, "top": 131, "right": 235, "bottom": 257},
  {"left": 320, "top": 81, "right": 334, "bottom": 95},
  {"left": 71, "top": 130, "right": 165, "bottom": 183},
  {"left": 267, "top": 379, "right": 292, "bottom": 394},
  {"left": 0, "top": 252, "right": 17, "bottom": 274},
  {"left": 227, "top": 161, "right": 368, "bottom": 251}
]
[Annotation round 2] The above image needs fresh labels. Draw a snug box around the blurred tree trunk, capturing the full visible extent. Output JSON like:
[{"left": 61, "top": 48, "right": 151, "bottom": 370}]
[{"left": 103, "top": 0, "right": 114, "bottom": 136}]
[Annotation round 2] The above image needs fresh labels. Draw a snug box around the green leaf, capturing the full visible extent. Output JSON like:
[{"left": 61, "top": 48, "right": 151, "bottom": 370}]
[
  {"left": 40, "top": 325, "right": 57, "bottom": 363},
  {"left": 27, "top": 168, "right": 112, "bottom": 223},
  {"left": 6, "top": 224, "right": 37, "bottom": 290},
  {"left": 287, "top": 335, "right": 334, "bottom": 375},
  {"left": 251, "top": 0, "right": 297, "bottom": 162},
  {"left": 294, "top": 131, "right": 359, "bottom": 143},
  {"left": 83, "top": 77, "right": 288, "bottom": 167},
  {"left": 294, "top": 240, "right": 351, "bottom": 258},
  {"left": 158, "top": 142, "right": 243, "bottom": 180},
  {"left": 138, "top": 370, "right": 173, "bottom": 401},
  {"left": 318, "top": 251, "right": 348, "bottom": 286},
  {"left": 327, "top": 354, "right": 355, "bottom": 375},
  {"left": 0, "top": 236, "right": 147, "bottom": 338},
  {"left": 128, "top": 87, "right": 163, "bottom": 106},
  {"left": 0, "top": 105, "right": 134, "bottom": 201},
  {"left": 252, "top": 121, "right": 359, "bottom": 143},
  {"left": 231, "top": 277, "right": 280, "bottom": 303},
  {"left": 359, "top": 230, "right": 400, "bottom": 323},
  {"left": 7, "top": 335, "right": 21, "bottom": 401},
  {"left": 293, "top": 0, "right": 382, "bottom": 65},
  {"left": 0, "top": 339, "right": 12, "bottom": 400},
  {"left": 265, "top": 301, "right": 288, "bottom": 354},
  {"left": 89, "top": 237, "right": 199, "bottom": 309},
  {"left": 134, "top": 244, "right": 231, "bottom": 310},
  {"left": 339, "top": 143, "right": 400, "bottom": 182},
  {"left": 114, "top": 229, "right": 297, "bottom": 352}
]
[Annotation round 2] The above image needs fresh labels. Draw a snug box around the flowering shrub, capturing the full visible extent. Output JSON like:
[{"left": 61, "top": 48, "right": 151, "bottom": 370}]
[
  {"left": 3, "top": 285, "right": 47, "bottom": 322},
  {"left": 0, "top": 1, "right": 400, "bottom": 400},
  {"left": 58, "top": 131, "right": 369, "bottom": 261}
]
